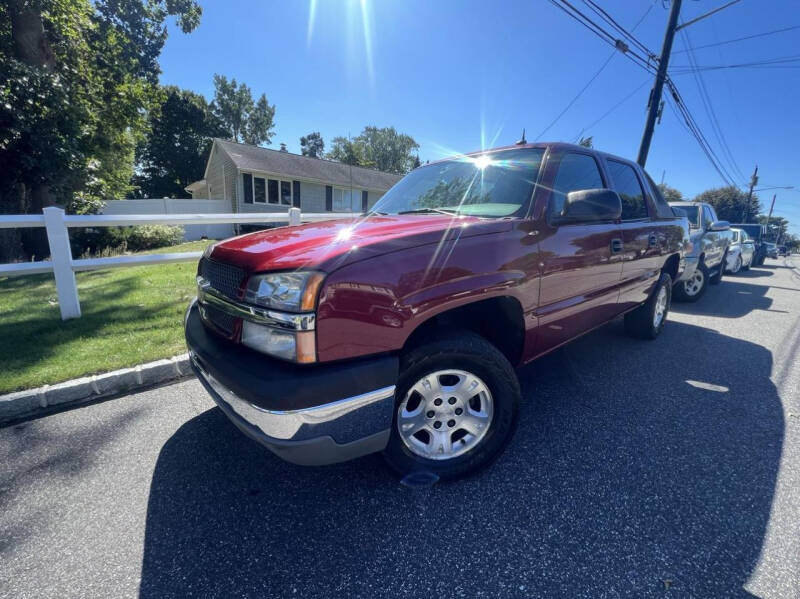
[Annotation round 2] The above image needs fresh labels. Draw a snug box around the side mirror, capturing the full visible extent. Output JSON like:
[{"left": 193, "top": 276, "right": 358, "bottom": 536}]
[
  {"left": 556, "top": 188, "right": 622, "bottom": 224},
  {"left": 709, "top": 220, "right": 730, "bottom": 232}
]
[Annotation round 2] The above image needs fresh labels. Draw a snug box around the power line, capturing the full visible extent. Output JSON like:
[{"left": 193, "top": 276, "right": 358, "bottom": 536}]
[
  {"left": 671, "top": 54, "right": 800, "bottom": 73},
  {"left": 572, "top": 77, "right": 651, "bottom": 141},
  {"left": 677, "top": 26, "right": 747, "bottom": 185},
  {"left": 581, "top": 0, "right": 655, "bottom": 57},
  {"left": 672, "top": 24, "right": 800, "bottom": 53},
  {"left": 536, "top": 51, "right": 616, "bottom": 140},
  {"left": 547, "top": 0, "right": 659, "bottom": 75},
  {"left": 537, "top": 0, "right": 658, "bottom": 140}
]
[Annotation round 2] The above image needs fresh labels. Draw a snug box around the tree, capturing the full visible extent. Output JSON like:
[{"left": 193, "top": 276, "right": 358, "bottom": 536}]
[
  {"left": 694, "top": 186, "right": 760, "bottom": 223},
  {"left": 327, "top": 136, "right": 366, "bottom": 166},
  {"left": 412, "top": 155, "right": 421, "bottom": 169},
  {"left": 211, "top": 74, "right": 275, "bottom": 146},
  {"left": 327, "top": 126, "right": 419, "bottom": 174},
  {"left": 300, "top": 132, "right": 324, "bottom": 158},
  {"left": 133, "top": 86, "right": 227, "bottom": 198},
  {"left": 0, "top": 0, "right": 201, "bottom": 260},
  {"left": 657, "top": 183, "right": 684, "bottom": 203},
  {"left": 578, "top": 136, "right": 593, "bottom": 148}
]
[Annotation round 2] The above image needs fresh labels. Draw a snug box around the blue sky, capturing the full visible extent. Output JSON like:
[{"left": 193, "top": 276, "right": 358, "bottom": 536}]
[{"left": 158, "top": 0, "right": 800, "bottom": 233}]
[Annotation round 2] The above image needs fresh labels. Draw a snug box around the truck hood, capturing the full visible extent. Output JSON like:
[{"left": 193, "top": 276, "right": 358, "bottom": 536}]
[{"left": 208, "top": 214, "right": 512, "bottom": 273}]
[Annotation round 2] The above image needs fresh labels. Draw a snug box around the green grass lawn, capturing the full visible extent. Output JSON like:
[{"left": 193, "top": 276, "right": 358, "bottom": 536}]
[{"left": 0, "top": 240, "right": 213, "bottom": 394}]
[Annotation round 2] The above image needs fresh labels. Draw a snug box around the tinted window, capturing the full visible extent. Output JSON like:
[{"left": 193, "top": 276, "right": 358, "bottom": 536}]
[
  {"left": 242, "top": 173, "right": 253, "bottom": 204},
  {"left": 703, "top": 206, "right": 715, "bottom": 226},
  {"left": 607, "top": 160, "right": 647, "bottom": 220},
  {"left": 550, "top": 153, "right": 604, "bottom": 217}
]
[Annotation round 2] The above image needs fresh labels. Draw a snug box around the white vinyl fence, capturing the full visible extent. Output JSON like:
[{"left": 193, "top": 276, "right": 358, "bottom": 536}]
[
  {"left": 0, "top": 207, "right": 352, "bottom": 320},
  {"left": 102, "top": 198, "right": 235, "bottom": 240}
]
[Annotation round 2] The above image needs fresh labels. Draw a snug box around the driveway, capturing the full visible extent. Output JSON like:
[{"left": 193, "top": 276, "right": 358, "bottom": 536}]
[{"left": 2, "top": 258, "right": 799, "bottom": 598}]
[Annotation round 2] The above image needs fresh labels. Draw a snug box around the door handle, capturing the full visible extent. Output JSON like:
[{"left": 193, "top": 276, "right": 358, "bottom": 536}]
[
  {"left": 648, "top": 233, "right": 658, "bottom": 248},
  {"left": 611, "top": 238, "right": 623, "bottom": 253}
]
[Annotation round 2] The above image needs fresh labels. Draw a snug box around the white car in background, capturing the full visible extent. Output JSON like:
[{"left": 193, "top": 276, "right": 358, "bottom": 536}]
[{"left": 726, "top": 228, "right": 755, "bottom": 274}]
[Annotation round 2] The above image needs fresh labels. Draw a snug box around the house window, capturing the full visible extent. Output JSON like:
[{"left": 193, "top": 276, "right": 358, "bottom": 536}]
[
  {"left": 280, "top": 181, "right": 292, "bottom": 205},
  {"left": 254, "top": 177, "right": 266, "bottom": 203},
  {"left": 268, "top": 179, "right": 279, "bottom": 203},
  {"left": 242, "top": 173, "right": 253, "bottom": 204},
  {"left": 333, "top": 188, "right": 362, "bottom": 212}
]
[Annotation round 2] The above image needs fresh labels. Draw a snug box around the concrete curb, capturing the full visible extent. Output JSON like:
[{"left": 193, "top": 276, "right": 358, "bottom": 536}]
[{"left": 0, "top": 354, "right": 192, "bottom": 424}]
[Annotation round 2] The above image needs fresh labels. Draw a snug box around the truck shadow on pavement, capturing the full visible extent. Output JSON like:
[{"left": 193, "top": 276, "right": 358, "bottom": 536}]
[
  {"left": 140, "top": 321, "right": 783, "bottom": 598},
  {"left": 670, "top": 279, "right": 774, "bottom": 318}
]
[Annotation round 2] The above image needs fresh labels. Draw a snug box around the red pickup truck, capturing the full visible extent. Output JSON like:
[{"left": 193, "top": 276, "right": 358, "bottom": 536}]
[{"left": 186, "top": 142, "right": 686, "bottom": 479}]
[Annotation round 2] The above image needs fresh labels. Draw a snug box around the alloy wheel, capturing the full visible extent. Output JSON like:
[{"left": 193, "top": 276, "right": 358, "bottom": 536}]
[
  {"left": 397, "top": 369, "right": 494, "bottom": 460},
  {"left": 684, "top": 270, "right": 704, "bottom": 296}
]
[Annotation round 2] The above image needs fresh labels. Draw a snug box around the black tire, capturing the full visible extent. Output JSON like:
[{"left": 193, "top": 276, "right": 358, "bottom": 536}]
[
  {"left": 673, "top": 261, "right": 708, "bottom": 303},
  {"left": 383, "top": 330, "right": 520, "bottom": 481},
  {"left": 709, "top": 252, "right": 726, "bottom": 285},
  {"left": 624, "top": 273, "right": 672, "bottom": 340}
]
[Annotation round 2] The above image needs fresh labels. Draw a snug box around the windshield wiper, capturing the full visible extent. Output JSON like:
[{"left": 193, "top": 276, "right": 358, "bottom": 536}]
[{"left": 398, "top": 207, "right": 457, "bottom": 215}]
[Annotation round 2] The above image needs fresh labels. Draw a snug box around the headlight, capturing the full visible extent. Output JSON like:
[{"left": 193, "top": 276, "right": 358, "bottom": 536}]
[
  {"left": 244, "top": 271, "right": 324, "bottom": 312},
  {"left": 202, "top": 242, "right": 216, "bottom": 260}
]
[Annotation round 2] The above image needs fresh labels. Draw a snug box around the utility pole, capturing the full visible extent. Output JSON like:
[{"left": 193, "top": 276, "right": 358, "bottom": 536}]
[
  {"left": 637, "top": 0, "right": 682, "bottom": 167},
  {"left": 637, "top": 0, "right": 741, "bottom": 167},
  {"left": 742, "top": 164, "right": 758, "bottom": 222},
  {"left": 766, "top": 194, "right": 777, "bottom": 243}
]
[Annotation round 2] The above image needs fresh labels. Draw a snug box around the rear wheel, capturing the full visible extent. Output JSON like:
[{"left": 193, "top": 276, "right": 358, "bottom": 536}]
[
  {"left": 383, "top": 330, "right": 520, "bottom": 480},
  {"left": 625, "top": 273, "right": 672, "bottom": 339},
  {"left": 709, "top": 253, "right": 726, "bottom": 285},
  {"left": 674, "top": 262, "right": 708, "bottom": 302}
]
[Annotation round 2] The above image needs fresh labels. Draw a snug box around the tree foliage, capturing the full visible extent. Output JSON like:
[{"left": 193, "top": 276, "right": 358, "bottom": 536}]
[
  {"left": 211, "top": 74, "right": 275, "bottom": 146},
  {"left": 0, "top": 0, "right": 201, "bottom": 258},
  {"left": 133, "top": 86, "right": 226, "bottom": 198},
  {"left": 300, "top": 132, "right": 324, "bottom": 158},
  {"left": 694, "top": 186, "right": 761, "bottom": 223},
  {"left": 657, "top": 183, "right": 684, "bottom": 203},
  {"left": 327, "top": 126, "right": 419, "bottom": 174},
  {"left": 757, "top": 214, "right": 790, "bottom": 243}
]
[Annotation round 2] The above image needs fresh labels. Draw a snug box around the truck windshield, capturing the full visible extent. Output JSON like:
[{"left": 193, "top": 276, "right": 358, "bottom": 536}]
[
  {"left": 676, "top": 205, "right": 701, "bottom": 228},
  {"left": 370, "top": 148, "right": 545, "bottom": 218}
]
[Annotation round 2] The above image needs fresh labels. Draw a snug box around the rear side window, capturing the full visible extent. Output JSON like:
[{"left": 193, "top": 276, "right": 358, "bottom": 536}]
[
  {"left": 607, "top": 160, "right": 648, "bottom": 220},
  {"left": 644, "top": 172, "right": 674, "bottom": 218},
  {"left": 550, "top": 153, "right": 604, "bottom": 217}
]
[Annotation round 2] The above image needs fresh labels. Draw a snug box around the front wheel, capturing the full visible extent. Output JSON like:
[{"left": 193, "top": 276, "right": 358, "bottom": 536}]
[
  {"left": 383, "top": 330, "right": 520, "bottom": 481},
  {"left": 730, "top": 254, "right": 742, "bottom": 274},
  {"left": 674, "top": 262, "right": 708, "bottom": 302},
  {"left": 709, "top": 252, "right": 726, "bottom": 285}
]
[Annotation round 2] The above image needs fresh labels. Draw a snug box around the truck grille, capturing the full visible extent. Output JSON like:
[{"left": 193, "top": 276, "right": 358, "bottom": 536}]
[{"left": 199, "top": 258, "right": 245, "bottom": 300}]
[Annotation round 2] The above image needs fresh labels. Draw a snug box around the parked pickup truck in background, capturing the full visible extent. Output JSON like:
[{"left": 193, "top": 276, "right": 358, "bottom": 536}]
[
  {"left": 668, "top": 201, "right": 732, "bottom": 302},
  {"left": 186, "top": 142, "right": 687, "bottom": 479}
]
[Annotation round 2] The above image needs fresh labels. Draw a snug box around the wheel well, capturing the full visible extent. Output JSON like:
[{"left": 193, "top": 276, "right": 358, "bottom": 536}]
[
  {"left": 403, "top": 296, "right": 525, "bottom": 366},
  {"left": 662, "top": 253, "right": 680, "bottom": 281}
]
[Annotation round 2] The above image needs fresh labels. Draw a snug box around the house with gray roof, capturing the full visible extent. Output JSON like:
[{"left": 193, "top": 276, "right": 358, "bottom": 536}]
[{"left": 186, "top": 139, "right": 403, "bottom": 214}]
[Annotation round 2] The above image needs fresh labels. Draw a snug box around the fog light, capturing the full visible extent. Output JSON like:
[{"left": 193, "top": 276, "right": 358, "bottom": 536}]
[
  {"left": 241, "top": 321, "right": 316, "bottom": 363},
  {"left": 242, "top": 321, "right": 297, "bottom": 361}
]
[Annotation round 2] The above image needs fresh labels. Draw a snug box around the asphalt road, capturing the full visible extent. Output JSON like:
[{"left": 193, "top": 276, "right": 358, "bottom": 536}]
[{"left": 2, "top": 257, "right": 799, "bottom": 599}]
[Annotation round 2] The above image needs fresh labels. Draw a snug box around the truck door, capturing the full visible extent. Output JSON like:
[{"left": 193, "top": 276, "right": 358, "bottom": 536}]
[
  {"left": 535, "top": 151, "right": 623, "bottom": 355},
  {"left": 605, "top": 159, "right": 663, "bottom": 311}
]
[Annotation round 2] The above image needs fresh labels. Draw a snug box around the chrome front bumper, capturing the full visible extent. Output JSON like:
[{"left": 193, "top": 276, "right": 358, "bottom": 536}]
[{"left": 190, "top": 352, "right": 395, "bottom": 465}]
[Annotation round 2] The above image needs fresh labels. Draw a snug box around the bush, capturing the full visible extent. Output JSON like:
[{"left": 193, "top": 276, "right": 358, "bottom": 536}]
[
  {"left": 70, "top": 225, "right": 184, "bottom": 257},
  {"left": 125, "top": 225, "right": 184, "bottom": 251}
]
